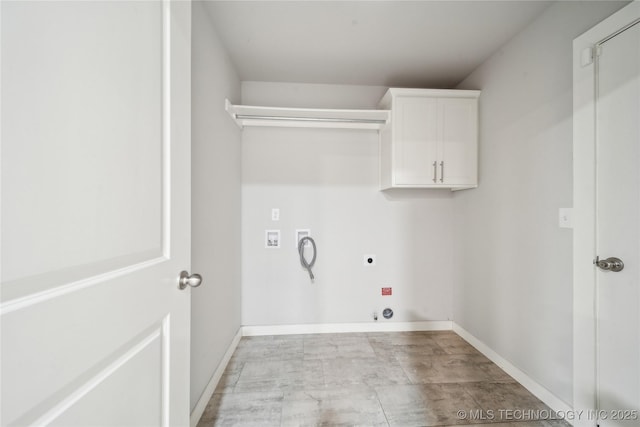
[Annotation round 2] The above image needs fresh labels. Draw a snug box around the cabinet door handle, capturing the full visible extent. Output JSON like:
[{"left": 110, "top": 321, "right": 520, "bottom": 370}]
[
  {"left": 432, "top": 161, "right": 437, "bottom": 183},
  {"left": 440, "top": 161, "right": 444, "bottom": 183}
]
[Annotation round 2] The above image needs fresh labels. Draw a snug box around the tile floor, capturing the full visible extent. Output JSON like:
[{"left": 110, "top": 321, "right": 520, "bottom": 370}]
[{"left": 197, "top": 331, "right": 569, "bottom": 427}]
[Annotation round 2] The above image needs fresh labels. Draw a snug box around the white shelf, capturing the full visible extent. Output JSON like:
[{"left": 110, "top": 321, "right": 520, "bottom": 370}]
[{"left": 225, "top": 99, "right": 390, "bottom": 130}]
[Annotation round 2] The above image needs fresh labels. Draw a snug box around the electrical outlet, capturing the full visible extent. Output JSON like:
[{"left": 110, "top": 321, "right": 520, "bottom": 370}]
[
  {"left": 271, "top": 208, "right": 280, "bottom": 221},
  {"left": 364, "top": 254, "right": 376, "bottom": 266}
]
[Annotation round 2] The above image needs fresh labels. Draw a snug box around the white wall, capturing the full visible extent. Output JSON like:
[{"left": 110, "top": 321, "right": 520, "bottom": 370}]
[
  {"left": 190, "top": 2, "right": 242, "bottom": 412},
  {"left": 452, "top": 1, "right": 628, "bottom": 407},
  {"left": 241, "top": 82, "right": 454, "bottom": 326}
]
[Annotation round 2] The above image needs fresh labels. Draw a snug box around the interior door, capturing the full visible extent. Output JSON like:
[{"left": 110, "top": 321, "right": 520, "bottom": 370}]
[
  {"left": 595, "top": 20, "right": 640, "bottom": 426},
  {"left": 1, "top": 1, "right": 192, "bottom": 425}
]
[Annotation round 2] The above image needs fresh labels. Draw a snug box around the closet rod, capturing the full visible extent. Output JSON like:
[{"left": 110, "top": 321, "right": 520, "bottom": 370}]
[{"left": 234, "top": 114, "right": 387, "bottom": 124}]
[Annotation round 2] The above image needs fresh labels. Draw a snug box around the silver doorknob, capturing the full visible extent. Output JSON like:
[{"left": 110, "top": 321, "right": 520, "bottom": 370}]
[
  {"left": 594, "top": 256, "right": 624, "bottom": 272},
  {"left": 178, "top": 271, "right": 202, "bottom": 289}
]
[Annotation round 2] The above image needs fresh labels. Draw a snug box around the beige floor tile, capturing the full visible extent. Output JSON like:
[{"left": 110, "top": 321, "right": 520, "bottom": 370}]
[
  {"left": 233, "top": 335, "right": 304, "bottom": 362},
  {"left": 234, "top": 359, "right": 324, "bottom": 393},
  {"left": 397, "top": 353, "right": 514, "bottom": 384},
  {"left": 431, "top": 332, "right": 483, "bottom": 355},
  {"left": 368, "top": 332, "right": 448, "bottom": 360},
  {"left": 322, "top": 357, "right": 411, "bottom": 387},
  {"left": 198, "top": 331, "right": 561, "bottom": 427},
  {"left": 375, "top": 383, "right": 479, "bottom": 426},
  {"left": 303, "top": 334, "right": 376, "bottom": 360},
  {"left": 463, "top": 382, "right": 549, "bottom": 420},
  {"left": 197, "top": 391, "right": 283, "bottom": 427},
  {"left": 282, "top": 387, "right": 388, "bottom": 426},
  {"left": 213, "top": 356, "right": 248, "bottom": 393}
]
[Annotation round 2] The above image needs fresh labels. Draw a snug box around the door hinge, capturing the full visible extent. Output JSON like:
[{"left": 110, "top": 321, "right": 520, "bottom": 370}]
[
  {"left": 581, "top": 46, "right": 595, "bottom": 67},
  {"left": 581, "top": 45, "right": 604, "bottom": 67},
  {"left": 581, "top": 45, "right": 602, "bottom": 67},
  {"left": 595, "top": 44, "right": 603, "bottom": 57}
]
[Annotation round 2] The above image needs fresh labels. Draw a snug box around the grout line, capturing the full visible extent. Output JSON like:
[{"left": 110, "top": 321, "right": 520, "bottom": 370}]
[{"left": 372, "top": 387, "right": 392, "bottom": 427}]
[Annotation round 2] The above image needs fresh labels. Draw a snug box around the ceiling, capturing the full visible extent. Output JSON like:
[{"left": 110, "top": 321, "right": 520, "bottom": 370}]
[{"left": 204, "top": 1, "right": 553, "bottom": 88}]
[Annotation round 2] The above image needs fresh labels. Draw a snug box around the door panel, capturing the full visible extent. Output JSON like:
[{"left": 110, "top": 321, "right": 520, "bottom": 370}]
[
  {"left": 48, "top": 324, "right": 164, "bottom": 427},
  {"left": 1, "top": 1, "right": 163, "bottom": 290},
  {"left": 596, "top": 21, "right": 640, "bottom": 426},
  {"left": 1, "top": 1, "right": 191, "bottom": 425},
  {"left": 439, "top": 98, "right": 477, "bottom": 186},
  {"left": 394, "top": 96, "right": 438, "bottom": 185}
]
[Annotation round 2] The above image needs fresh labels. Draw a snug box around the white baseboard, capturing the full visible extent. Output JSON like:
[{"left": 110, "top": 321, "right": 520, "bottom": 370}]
[
  {"left": 190, "top": 327, "right": 243, "bottom": 427},
  {"left": 242, "top": 320, "right": 452, "bottom": 336},
  {"left": 452, "top": 323, "right": 573, "bottom": 419}
]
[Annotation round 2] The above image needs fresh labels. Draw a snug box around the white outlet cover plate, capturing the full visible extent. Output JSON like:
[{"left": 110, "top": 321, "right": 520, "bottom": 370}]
[
  {"left": 265, "top": 229, "right": 281, "bottom": 248},
  {"left": 271, "top": 208, "right": 280, "bottom": 221},
  {"left": 559, "top": 208, "right": 573, "bottom": 229},
  {"left": 296, "top": 229, "right": 311, "bottom": 248}
]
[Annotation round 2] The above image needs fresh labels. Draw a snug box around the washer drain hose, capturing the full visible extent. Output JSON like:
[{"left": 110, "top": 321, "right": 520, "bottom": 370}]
[{"left": 298, "top": 236, "right": 317, "bottom": 281}]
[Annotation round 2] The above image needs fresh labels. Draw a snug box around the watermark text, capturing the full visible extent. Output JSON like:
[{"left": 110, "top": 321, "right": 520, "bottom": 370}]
[{"left": 456, "top": 409, "right": 639, "bottom": 422}]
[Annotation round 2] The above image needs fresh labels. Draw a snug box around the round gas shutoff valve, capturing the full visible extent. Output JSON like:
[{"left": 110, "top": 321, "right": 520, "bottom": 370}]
[{"left": 382, "top": 308, "right": 393, "bottom": 319}]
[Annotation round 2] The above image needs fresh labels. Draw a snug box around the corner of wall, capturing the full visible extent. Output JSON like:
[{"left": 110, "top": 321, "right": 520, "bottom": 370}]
[{"left": 190, "top": 1, "right": 242, "bottom": 413}]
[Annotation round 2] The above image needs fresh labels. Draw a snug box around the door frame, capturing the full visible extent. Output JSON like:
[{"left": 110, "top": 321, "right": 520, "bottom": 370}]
[{"left": 573, "top": 2, "right": 639, "bottom": 426}]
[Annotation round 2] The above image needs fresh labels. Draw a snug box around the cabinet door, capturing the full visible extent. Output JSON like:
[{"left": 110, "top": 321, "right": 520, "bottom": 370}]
[
  {"left": 393, "top": 96, "right": 438, "bottom": 185},
  {"left": 438, "top": 98, "right": 478, "bottom": 186}
]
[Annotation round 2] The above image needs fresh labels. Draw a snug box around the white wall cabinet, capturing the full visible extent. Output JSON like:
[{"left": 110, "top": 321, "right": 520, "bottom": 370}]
[{"left": 379, "top": 88, "right": 480, "bottom": 190}]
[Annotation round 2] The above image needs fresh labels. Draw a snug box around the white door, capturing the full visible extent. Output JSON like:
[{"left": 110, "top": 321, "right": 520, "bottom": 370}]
[
  {"left": 1, "top": 1, "right": 192, "bottom": 425},
  {"left": 595, "top": 19, "right": 640, "bottom": 427}
]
